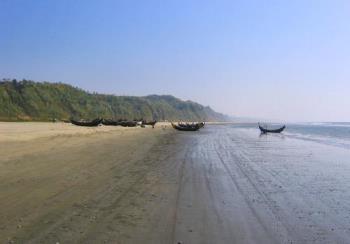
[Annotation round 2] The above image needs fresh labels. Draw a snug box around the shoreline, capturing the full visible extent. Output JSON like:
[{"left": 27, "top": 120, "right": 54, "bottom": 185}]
[
  {"left": 0, "top": 121, "right": 232, "bottom": 142},
  {"left": 2, "top": 123, "right": 350, "bottom": 243}
]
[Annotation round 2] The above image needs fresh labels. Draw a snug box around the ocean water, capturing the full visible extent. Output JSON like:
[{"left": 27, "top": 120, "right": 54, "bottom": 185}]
[{"left": 233, "top": 122, "right": 350, "bottom": 149}]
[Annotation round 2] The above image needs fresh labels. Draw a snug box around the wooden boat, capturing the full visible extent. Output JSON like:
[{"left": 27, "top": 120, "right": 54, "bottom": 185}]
[
  {"left": 102, "top": 119, "right": 140, "bottom": 127},
  {"left": 142, "top": 120, "right": 157, "bottom": 128},
  {"left": 177, "top": 122, "right": 205, "bottom": 128},
  {"left": 101, "top": 119, "right": 120, "bottom": 126},
  {"left": 259, "top": 124, "right": 286, "bottom": 133},
  {"left": 119, "top": 121, "right": 137, "bottom": 127},
  {"left": 71, "top": 118, "right": 102, "bottom": 127},
  {"left": 142, "top": 120, "right": 157, "bottom": 126},
  {"left": 171, "top": 123, "right": 201, "bottom": 131}
]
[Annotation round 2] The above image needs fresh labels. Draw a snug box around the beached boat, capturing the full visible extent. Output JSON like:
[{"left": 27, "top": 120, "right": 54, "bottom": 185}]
[
  {"left": 119, "top": 121, "right": 137, "bottom": 127},
  {"left": 71, "top": 118, "right": 102, "bottom": 127},
  {"left": 171, "top": 122, "right": 201, "bottom": 131},
  {"left": 142, "top": 120, "right": 157, "bottom": 126},
  {"left": 142, "top": 120, "right": 157, "bottom": 128},
  {"left": 177, "top": 122, "right": 204, "bottom": 128},
  {"left": 102, "top": 119, "right": 141, "bottom": 127},
  {"left": 259, "top": 124, "right": 285, "bottom": 133},
  {"left": 102, "top": 119, "right": 120, "bottom": 126}
]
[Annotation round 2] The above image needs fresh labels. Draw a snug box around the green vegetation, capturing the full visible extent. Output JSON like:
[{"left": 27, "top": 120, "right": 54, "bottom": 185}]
[{"left": 0, "top": 79, "right": 230, "bottom": 122}]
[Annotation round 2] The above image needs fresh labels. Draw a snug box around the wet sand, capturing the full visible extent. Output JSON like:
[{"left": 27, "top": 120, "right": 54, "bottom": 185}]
[{"left": 1, "top": 124, "right": 350, "bottom": 243}]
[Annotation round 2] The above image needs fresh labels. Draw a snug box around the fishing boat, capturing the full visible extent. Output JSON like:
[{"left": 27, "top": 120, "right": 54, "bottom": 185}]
[
  {"left": 171, "top": 122, "right": 201, "bottom": 131},
  {"left": 101, "top": 119, "right": 120, "bottom": 126},
  {"left": 71, "top": 118, "right": 102, "bottom": 127},
  {"left": 119, "top": 121, "right": 137, "bottom": 127},
  {"left": 258, "top": 124, "right": 286, "bottom": 133},
  {"left": 142, "top": 120, "right": 157, "bottom": 127},
  {"left": 177, "top": 122, "right": 205, "bottom": 128}
]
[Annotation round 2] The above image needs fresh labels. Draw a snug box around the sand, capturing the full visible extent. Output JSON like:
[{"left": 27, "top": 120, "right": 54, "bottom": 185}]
[
  {"left": 0, "top": 122, "right": 177, "bottom": 243},
  {"left": 0, "top": 122, "right": 172, "bottom": 142},
  {"left": 1, "top": 123, "right": 350, "bottom": 243}
]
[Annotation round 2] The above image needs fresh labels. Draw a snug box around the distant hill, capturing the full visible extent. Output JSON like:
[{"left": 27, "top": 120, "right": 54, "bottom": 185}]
[{"left": 0, "top": 79, "right": 231, "bottom": 122}]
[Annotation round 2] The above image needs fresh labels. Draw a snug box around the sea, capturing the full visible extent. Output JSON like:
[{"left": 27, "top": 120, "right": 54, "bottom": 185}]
[{"left": 233, "top": 122, "right": 350, "bottom": 150}]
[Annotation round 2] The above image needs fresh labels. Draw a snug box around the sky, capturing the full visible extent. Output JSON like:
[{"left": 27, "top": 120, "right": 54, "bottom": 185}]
[{"left": 1, "top": 0, "right": 350, "bottom": 122}]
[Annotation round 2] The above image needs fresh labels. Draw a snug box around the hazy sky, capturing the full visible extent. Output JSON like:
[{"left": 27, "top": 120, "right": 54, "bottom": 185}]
[{"left": 1, "top": 0, "right": 350, "bottom": 122}]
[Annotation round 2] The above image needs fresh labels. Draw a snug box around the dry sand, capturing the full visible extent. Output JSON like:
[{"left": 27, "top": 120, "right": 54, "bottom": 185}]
[
  {"left": 0, "top": 122, "right": 179, "bottom": 243},
  {"left": 2, "top": 123, "right": 350, "bottom": 243},
  {"left": 0, "top": 122, "right": 171, "bottom": 142}
]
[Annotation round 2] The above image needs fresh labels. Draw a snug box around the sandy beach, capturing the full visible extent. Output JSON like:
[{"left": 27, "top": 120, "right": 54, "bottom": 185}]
[
  {"left": 0, "top": 122, "right": 176, "bottom": 243},
  {"left": 2, "top": 123, "right": 350, "bottom": 243}
]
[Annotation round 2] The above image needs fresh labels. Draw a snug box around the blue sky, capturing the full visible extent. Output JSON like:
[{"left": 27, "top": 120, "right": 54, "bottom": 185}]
[{"left": 1, "top": 0, "right": 350, "bottom": 121}]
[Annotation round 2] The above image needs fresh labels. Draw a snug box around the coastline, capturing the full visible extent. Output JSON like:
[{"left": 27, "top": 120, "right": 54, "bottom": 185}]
[{"left": 2, "top": 123, "right": 349, "bottom": 243}]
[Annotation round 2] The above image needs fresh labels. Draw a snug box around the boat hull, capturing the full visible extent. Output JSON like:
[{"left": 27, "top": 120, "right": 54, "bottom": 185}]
[
  {"left": 259, "top": 125, "right": 285, "bottom": 133},
  {"left": 71, "top": 118, "right": 102, "bottom": 127},
  {"left": 171, "top": 123, "right": 201, "bottom": 131}
]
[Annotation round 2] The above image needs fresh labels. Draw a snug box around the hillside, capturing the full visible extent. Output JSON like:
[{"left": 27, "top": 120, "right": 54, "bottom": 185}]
[{"left": 0, "top": 79, "right": 230, "bottom": 122}]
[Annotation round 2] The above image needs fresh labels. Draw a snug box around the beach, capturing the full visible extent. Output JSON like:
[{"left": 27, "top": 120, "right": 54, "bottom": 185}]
[{"left": 1, "top": 123, "right": 350, "bottom": 243}]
